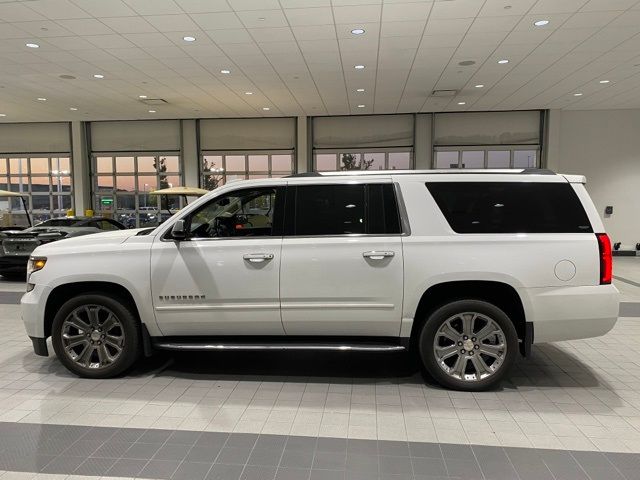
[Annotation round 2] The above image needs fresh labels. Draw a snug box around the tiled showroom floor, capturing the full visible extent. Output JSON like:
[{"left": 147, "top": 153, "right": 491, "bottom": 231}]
[{"left": 1, "top": 258, "right": 640, "bottom": 479}]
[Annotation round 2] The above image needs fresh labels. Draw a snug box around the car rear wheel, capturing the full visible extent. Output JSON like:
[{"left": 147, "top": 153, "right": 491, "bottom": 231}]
[
  {"left": 419, "top": 300, "right": 518, "bottom": 391},
  {"left": 51, "top": 294, "right": 140, "bottom": 378}
]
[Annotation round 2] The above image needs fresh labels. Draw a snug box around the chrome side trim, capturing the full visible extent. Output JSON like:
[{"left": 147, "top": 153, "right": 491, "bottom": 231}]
[
  {"left": 153, "top": 342, "right": 406, "bottom": 352},
  {"left": 280, "top": 303, "right": 394, "bottom": 310},
  {"left": 155, "top": 303, "right": 279, "bottom": 312}
]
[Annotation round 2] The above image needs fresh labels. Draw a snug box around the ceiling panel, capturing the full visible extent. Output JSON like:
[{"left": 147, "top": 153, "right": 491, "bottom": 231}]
[{"left": 1, "top": 0, "right": 640, "bottom": 121}]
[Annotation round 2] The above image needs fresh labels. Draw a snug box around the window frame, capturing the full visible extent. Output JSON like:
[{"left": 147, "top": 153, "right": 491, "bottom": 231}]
[
  {"left": 0, "top": 153, "right": 74, "bottom": 224},
  {"left": 91, "top": 152, "right": 183, "bottom": 228},
  {"left": 313, "top": 147, "right": 414, "bottom": 172},
  {"left": 200, "top": 150, "right": 295, "bottom": 190},
  {"left": 283, "top": 182, "right": 406, "bottom": 237},
  {"left": 433, "top": 145, "right": 540, "bottom": 169},
  {"left": 167, "top": 185, "right": 286, "bottom": 241}
]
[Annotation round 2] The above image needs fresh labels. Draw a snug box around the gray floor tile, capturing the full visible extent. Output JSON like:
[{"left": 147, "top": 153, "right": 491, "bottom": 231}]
[
  {"left": 578, "top": 465, "right": 626, "bottom": 480},
  {"left": 227, "top": 433, "right": 259, "bottom": 449},
  {"left": 477, "top": 460, "right": 519, "bottom": 480},
  {"left": 139, "top": 459, "right": 181, "bottom": 479},
  {"left": 106, "top": 458, "right": 148, "bottom": 477},
  {"left": 472, "top": 445, "right": 509, "bottom": 463},
  {"left": 280, "top": 447, "right": 315, "bottom": 468},
  {"left": 286, "top": 436, "right": 317, "bottom": 451},
  {"left": 122, "top": 442, "right": 162, "bottom": 459},
  {"left": 111, "top": 427, "right": 147, "bottom": 443},
  {"left": 310, "top": 470, "right": 346, "bottom": 480},
  {"left": 378, "top": 440, "right": 410, "bottom": 457},
  {"left": 140, "top": 429, "right": 174, "bottom": 444},
  {"left": 345, "top": 453, "right": 379, "bottom": 474},
  {"left": 379, "top": 455, "right": 413, "bottom": 475},
  {"left": 256, "top": 435, "right": 287, "bottom": 450},
  {"left": 444, "top": 458, "right": 483, "bottom": 480},
  {"left": 153, "top": 443, "right": 192, "bottom": 461},
  {"left": 440, "top": 443, "right": 474, "bottom": 459},
  {"left": 217, "top": 446, "right": 253, "bottom": 465},
  {"left": 79, "top": 426, "right": 117, "bottom": 442},
  {"left": 409, "top": 442, "right": 442, "bottom": 459},
  {"left": 172, "top": 461, "right": 213, "bottom": 480},
  {"left": 207, "top": 463, "right": 244, "bottom": 480},
  {"left": 187, "top": 444, "right": 224, "bottom": 463},
  {"left": 92, "top": 439, "right": 134, "bottom": 458},
  {"left": 73, "top": 456, "right": 117, "bottom": 476},
  {"left": 411, "top": 457, "right": 447, "bottom": 477},
  {"left": 39, "top": 455, "right": 85, "bottom": 474},
  {"left": 248, "top": 447, "right": 286, "bottom": 467},
  {"left": 167, "top": 430, "right": 202, "bottom": 445},
  {"left": 514, "top": 464, "right": 554, "bottom": 480},
  {"left": 1, "top": 454, "right": 54, "bottom": 473},
  {"left": 317, "top": 437, "right": 347, "bottom": 453},
  {"left": 241, "top": 464, "right": 278, "bottom": 480},
  {"left": 347, "top": 439, "right": 378, "bottom": 455},
  {"left": 198, "top": 432, "right": 230, "bottom": 447},
  {"left": 274, "top": 467, "right": 310, "bottom": 480},
  {"left": 61, "top": 438, "right": 105, "bottom": 457},
  {"left": 312, "top": 451, "right": 346, "bottom": 470}
]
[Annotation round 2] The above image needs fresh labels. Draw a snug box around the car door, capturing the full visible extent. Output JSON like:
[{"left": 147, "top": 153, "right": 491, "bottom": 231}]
[
  {"left": 150, "top": 185, "right": 286, "bottom": 336},
  {"left": 280, "top": 181, "right": 405, "bottom": 336}
]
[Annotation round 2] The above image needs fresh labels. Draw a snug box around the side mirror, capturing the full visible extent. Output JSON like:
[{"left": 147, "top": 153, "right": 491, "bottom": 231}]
[{"left": 171, "top": 220, "right": 187, "bottom": 240}]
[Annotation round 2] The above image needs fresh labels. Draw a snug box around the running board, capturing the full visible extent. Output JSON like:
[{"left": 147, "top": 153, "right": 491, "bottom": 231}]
[{"left": 151, "top": 336, "right": 406, "bottom": 353}]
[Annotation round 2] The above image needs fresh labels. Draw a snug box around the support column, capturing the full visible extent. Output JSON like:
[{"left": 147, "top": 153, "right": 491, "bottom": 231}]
[
  {"left": 414, "top": 113, "right": 432, "bottom": 169},
  {"left": 296, "top": 116, "right": 309, "bottom": 173},
  {"left": 71, "top": 121, "right": 90, "bottom": 215},
  {"left": 543, "top": 109, "right": 561, "bottom": 171},
  {"left": 181, "top": 119, "right": 199, "bottom": 187}
]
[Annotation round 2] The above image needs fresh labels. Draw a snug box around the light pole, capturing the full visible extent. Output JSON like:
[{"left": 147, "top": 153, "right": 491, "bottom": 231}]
[{"left": 51, "top": 169, "right": 69, "bottom": 214}]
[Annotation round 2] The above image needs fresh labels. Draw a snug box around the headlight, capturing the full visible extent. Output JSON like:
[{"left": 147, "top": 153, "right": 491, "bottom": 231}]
[{"left": 27, "top": 256, "right": 47, "bottom": 278}]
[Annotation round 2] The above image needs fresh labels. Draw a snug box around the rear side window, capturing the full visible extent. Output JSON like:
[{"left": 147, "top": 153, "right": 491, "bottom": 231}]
[
  {"left": 426, "top": 182, "right": 593, "bottom": 234},
  {"left": 289, "top": 184, "right": 402, "bottom": 236}
]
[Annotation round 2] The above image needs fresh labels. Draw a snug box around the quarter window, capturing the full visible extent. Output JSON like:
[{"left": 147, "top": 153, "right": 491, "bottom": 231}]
[{"left": 426, "top": 182, "right": 593, "bottom": 234}]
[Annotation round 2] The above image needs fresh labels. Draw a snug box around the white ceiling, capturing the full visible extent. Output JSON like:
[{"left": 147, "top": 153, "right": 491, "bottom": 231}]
[{"left": 1, "top": 0, "right": 640, "bottom": 121}]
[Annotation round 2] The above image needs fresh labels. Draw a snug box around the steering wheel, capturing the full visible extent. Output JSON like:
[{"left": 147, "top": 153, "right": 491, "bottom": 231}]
[{"left": 211, "top": 217, "right": 231, "bottom": 237}]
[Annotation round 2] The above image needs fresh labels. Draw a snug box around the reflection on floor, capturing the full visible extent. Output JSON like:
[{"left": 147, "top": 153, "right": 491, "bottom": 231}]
[{"left": 0, "top": 258, "right": 639, "bottom": 478}]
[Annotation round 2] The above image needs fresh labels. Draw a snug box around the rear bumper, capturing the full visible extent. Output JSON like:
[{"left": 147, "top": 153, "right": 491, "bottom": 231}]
[{"left": 526, "top": 284, "right": 619, "bottom": 343}]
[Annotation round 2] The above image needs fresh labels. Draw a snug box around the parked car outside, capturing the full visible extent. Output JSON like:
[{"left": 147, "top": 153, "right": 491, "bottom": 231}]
[
  {"left": 0, "top": 216, "right": 125, "bottom": 278},
  {"left": 21, "top": 169, "right": 619, "bottom": 391}
]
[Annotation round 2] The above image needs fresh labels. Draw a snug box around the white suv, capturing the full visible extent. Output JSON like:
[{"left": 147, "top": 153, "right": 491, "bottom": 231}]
[{"left": 21, "top": 169, "right": 619, "bottom": 391}]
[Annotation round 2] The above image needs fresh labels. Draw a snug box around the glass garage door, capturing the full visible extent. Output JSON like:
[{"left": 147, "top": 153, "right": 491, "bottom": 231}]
[
  {"left": 200, "top": 151, "right": 294, "bottom": 189},
  {"left": 314, "top": 148, "right": 413, "bottom": 172}
]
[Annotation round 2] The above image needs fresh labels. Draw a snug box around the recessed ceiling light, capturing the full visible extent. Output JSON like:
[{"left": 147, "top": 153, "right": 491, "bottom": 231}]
[
  {"left": 356, "top": 88, "right": 365, "bottom": 92},
  {"left": 59, "top": 74, "right": 76, "bottom": 80},
  {"left": 262, "top": 107, "right": 270, "bottom": 111},
  {"left": 599, "top": 80, "right": 610, "bottom": 84},
  {"left": 351, "top": 28, "right": 365, "bottom": 35},
  {"left": 573, "top": 93, "right": 583, "bottom": 96},
  {"left": 354, "top": 65, "right": 365, "bottom": 69},
  {"left": 0, "top": 114, "right": 6, "bottom": 117},
  {"left": 148, "top": 109, "right": 156, "bottom": 113},
  {"left": 220, "top": 69, "right": 230, "bottom": 74},
  {"left": 183, "top": 36, "right": 196, "bottom": 42},
  {"left": 245, "top": 91, "right": 253, "bottom": 95},
  {"left": 93, "top": 74, "right": 104, "bottom": 79},
  {"left": 37, "top": 97, "right": 46, "bottom": 101},
  {"left": 497, "top": 59, "right": 509, "bottom": 64},
  {"left": 475, "top": 84, "right": 484, "bottom": 88},
  {"left": 139, "top": 95, "right": 147, "bottom": 99},
  {"left": 457, "top": 101, "right": 466, "bottom": 105},
  {"left": 258, "top": 17, "right": 265, "bottom": 21},
  {"left": 26, "top": 43, "right": 39, "bottom": 48},
  {"left": 69, "top": 107, "right": 78, "bottom": 111},
  {"left": 458, "top": 60, "right": 476, "bottom": 66},
  {"left": 534, "top": 20, "right": 550, "bottom": 26},
  {"left": 357, "top": 104, "right": 365, "bottom": 108}
]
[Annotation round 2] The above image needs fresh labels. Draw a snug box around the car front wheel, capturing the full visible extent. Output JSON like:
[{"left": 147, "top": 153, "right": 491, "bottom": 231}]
[
  {"left": 51, "top": 294, "right": 140, "bottom": 378},
  {"left": 419, "top": 300, "right": 518, "bottom": 391}
]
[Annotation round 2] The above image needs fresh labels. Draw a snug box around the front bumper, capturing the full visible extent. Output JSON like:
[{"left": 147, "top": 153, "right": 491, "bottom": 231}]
[
  {"left": 21, "top": 283, "right": 51, "bottom": 347},
  {"left": 527, "top": 284, "right": 619, "bottom": 343}
]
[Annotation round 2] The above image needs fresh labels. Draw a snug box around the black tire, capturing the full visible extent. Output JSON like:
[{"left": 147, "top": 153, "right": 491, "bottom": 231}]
[
  {"left": 419, "top": 299, "right": 518, "bottom": 391},
  {"left": 52, "top": 293, "right": 140, "bottom": 378}
]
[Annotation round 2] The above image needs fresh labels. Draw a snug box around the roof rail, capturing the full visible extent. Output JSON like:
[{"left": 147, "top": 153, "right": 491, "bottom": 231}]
[{"left": 286, "top": 168, "right": 556, "bottom": 177}]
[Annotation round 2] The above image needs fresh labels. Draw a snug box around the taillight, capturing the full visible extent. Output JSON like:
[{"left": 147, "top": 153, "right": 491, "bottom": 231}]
[{"left": 596, "top": 233, "right": 612, "bottom": 285}]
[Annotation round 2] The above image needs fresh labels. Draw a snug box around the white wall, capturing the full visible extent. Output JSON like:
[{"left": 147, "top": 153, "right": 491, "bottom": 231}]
[{"left": 549, "top": 109, "right": 640, "bottom": 247}]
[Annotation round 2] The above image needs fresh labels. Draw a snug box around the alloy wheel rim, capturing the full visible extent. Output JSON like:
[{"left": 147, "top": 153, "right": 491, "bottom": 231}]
[
  {"left": 61, "top": 305, "right": 124, "bottom": 369},
  {"left": 433, "top": 311, "right": 506, "bottom": 382}
]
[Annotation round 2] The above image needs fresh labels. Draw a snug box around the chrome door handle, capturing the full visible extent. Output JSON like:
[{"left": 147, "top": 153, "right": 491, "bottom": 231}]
[
  {"left": 363, "top": 251, "right": 395, "bottom": 260},
  {"left": 243, "top": 253, "right": 274, "bottom": 263}
]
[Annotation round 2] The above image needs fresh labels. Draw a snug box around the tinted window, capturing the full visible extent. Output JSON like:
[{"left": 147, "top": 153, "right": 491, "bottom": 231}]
[
  {"left": 294, "top": 184, "right": 365, "bottom": 235},
  {"left": 291, "top": 184, "right": 401, "bottom": 236},
  {"left": 186, "top": 187, "right": 281, "bottom": 238},
  {"left": 368, "top": 184, "right": 401, "bottom": 235},
  {"left": 426, "top": 182, "right": 593, "bottom": 234}
]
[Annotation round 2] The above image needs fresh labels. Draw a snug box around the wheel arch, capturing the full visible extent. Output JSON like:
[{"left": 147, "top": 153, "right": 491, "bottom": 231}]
[
  {"left": 409, "top": 280, "right": 529, "bottom": 356},
  {"left": 44, "top": 281, "right": 141, "bottom": 339}
]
